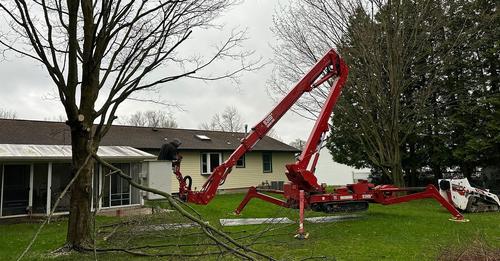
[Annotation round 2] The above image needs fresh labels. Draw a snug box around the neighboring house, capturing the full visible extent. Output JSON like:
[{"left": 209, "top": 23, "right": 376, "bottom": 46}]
[
  {"left": 314, "top": 147, "right": 371, "bottom": 185},
  {"left": 0, "top": 144, "right": 154, "bottom": 218},
  {"left": 138, "top": 128, "right": 299, "bottom": 194},
  {"left": 0, "top": 119, "right": 299, "bottom": 218}
]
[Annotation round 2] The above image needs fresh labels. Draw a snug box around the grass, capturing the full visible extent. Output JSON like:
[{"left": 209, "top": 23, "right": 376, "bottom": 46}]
[{"left": 1, "top": 193, "right": 499, "bottom": 260}]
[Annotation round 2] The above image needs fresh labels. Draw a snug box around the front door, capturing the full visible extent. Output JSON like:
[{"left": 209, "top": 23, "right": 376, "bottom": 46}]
[{"left": 2, "top": 165, "right": 30, "bottom": 216}]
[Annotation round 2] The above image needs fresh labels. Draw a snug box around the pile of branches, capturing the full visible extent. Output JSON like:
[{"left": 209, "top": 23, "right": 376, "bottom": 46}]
[
  {"left": 92, "top": 210, "right": 293, "bottom": 259},
  {"left": 17, "top": 152, "right": 338, "bottom": 260},
  {"left": 437, "top": 237, "right": 500, "bottom": 261},
  {"left": 16, "top": 153, "right": 277, "bottom": 260},
  {"left": 93, "top": 155, "right": 279, "bottom": 260}
]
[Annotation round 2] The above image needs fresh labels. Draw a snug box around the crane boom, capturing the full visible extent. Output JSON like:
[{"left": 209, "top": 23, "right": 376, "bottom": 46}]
[
  {"left": 179, "top": 49, "right": 348, "bottom": 205},
  {"left": 174, "top": 48, "right": 464, "bottom": 223}
]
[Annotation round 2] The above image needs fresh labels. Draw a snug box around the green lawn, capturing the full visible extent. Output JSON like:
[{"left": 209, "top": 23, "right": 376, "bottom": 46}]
[{"left": 1, "top": 194, "right": 499, "bottom": 260}]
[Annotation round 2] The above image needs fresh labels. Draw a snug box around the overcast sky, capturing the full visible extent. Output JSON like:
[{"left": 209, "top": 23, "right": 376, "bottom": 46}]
[
  {"left": 0, "top": 0, "right": 367, "bottom": 183},
  {"left": 0, "top": 0, "right": 317, "bottom": 144}
]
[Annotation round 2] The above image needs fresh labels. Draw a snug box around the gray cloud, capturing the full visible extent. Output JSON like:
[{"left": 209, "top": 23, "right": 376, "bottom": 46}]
[
  {"left": 0, "top": 0, "right": 366, "bottom": 184},
  {"left": 0, "top": 0, "right": 312, "bottom": 142}
]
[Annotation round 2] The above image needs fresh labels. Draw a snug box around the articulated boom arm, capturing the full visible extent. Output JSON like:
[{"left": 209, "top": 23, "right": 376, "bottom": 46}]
[
  {"left": 183, "top": 49, "right": 349, "bottom": 205},
  {"left": 285, "top": 52, "right": 349, "bottom": 193}
]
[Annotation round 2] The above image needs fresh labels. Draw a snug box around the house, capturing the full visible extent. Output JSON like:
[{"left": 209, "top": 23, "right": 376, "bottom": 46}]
[
  {"left": 0, "top": 144, "right": 153, "bottom": 218},
  {"left": 314, "top": 147, "right": 371, "bottom": 185},
  {"left": 0, "top": 119, "right": 299, "bottom": 218}
]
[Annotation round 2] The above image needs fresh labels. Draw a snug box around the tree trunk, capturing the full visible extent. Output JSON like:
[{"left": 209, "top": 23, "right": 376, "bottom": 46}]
[
  {"left": 407, "top": 167, "right": 418, "bottom": 187},
  {"left": 432, "top": 164, "right": 443, "bottom": 184},
  {"left": 66, "top": 127, "right": 94, "bottom": 248},
  {"left": 391, "top": 163, "right": 405, "bottom": 188},
  {"left": 390, "top": 134, "right": 405, "bottom": 187},
  {"left": 462, "top": 164, "right": 474, "bottom": 180},
  {"left": 407, "top": 141, "right": 418, "bottom": 187}
]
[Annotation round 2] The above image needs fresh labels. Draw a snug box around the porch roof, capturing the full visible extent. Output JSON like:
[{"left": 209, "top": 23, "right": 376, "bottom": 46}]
[{"left": 0, "top": 144, "right": 156, "bottom": 161}]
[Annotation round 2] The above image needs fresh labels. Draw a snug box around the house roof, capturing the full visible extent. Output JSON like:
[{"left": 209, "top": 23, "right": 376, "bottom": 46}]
[
  {"left": 0, "top": 144, "right": 156, "bottom": 161},
  {"left": 0, "top": 119, "right": 300, "bottom": 152}
]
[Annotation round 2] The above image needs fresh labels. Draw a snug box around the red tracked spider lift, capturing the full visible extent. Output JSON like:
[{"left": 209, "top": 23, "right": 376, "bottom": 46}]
[{"left": 174, "top": 49, "right": 465, "bottom": 222}]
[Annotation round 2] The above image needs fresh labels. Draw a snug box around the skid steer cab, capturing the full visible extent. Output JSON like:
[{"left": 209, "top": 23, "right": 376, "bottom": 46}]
[{"left": 439, "top": 178, "right": 500, "bottom": 212}]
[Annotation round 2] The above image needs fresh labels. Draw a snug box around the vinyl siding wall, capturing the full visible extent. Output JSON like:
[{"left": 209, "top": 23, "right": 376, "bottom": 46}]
[{"left": 169, "top": 151, "right": 295, "bottom": 194}]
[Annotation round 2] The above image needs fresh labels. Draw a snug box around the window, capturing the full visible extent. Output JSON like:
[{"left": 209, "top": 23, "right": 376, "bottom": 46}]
[
  {"left": 262, "top": 152, "right": 272, "bottom": 173},
  {"left": 51, "top": 163, "right": 72, "bottom": 212},
  {"left": 201, "top": 152, "right": 222, "bottom": 175},
  {"left": 33, "top": 164, "right": 48, "bottom": 214},
  {"left": 2, "top": 164, "right": 30, "bottom": 216},
  {"left": 130, "top": 163, "right": 142, "bottom": 205},
  {"left": 236, "top": 154, "right": 245, "bottom": 168},
  {"left": 110, "top": 166, "right": 130, "bottom": 206},
  {"left": 195, "top": 134, "right": 211, "bottom": 140},
  {"left": 102, "top": 163, "right": 131, "bottom": 207}
]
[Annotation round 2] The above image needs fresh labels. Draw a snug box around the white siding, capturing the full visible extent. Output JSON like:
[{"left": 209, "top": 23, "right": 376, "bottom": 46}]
[
  {"left": 146, "top": 161, "right": 173, "bottom": 199},
  {"left": 314, "top": 147, "right": 370, "bottom": 185}
]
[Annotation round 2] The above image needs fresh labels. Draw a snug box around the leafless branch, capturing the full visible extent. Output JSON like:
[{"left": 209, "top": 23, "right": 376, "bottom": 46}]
[{"left": 92, "top": 153, "right": 276, "bottom": 260}]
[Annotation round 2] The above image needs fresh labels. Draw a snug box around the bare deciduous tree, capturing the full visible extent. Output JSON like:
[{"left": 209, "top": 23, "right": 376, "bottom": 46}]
[
  {"left": 0, "top": 0, "right": 259, "bottom": 249},
  {"left": 43, "top": 115, "right": 67, "bottom": 122},
  {"left": 121, "top": 110, "right": 178, "bottom": 128},
  {"left": 0, "top": 108, "right": 16, "bottom": 119},
  {"left": 289, "top": 138, "right": 306, "bottom": 151},
  {"left": 200, "top": 106, "right": 243, "bottom": 132},
  {"left": 199, "top": 106, "right": 283, "bottom": 142},
  {"left": 266, "top": 129, "right": 281, "bottom": 140},
  {"left": 270, "top": 0, "right": 454, "bottom": 186}
]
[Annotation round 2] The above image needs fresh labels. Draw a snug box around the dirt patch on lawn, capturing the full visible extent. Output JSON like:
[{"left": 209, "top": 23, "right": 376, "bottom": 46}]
[{"left": 437, "top": 237, "right": 500, "bottom": 261}]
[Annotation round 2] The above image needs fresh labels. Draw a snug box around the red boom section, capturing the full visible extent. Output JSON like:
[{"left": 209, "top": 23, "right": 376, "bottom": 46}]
[
  {"left": 181, "top": 49, "right": 348, "bottom": 205},
  {"left": 234, "top": 182, "right": 465, "bottom": 220},
  {"left": 285, "top": 56, "right": 348, "bottom": 193}
]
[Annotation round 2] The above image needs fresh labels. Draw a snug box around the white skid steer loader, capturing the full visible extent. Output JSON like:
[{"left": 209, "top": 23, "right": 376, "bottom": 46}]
[{"left": 438, "top": 178, "right": 500, "bottom": 212}]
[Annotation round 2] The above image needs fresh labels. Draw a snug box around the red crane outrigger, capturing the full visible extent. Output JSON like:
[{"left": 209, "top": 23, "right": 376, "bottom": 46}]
[{"left": 174, "top": 49, "right": 464, "bottom": 221}]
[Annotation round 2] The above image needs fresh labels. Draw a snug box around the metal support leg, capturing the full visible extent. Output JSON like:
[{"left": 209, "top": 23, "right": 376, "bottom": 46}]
[
  {"left": 235, "top": 186, "right": 288, "bottom": 214},
  {"left": 295, "top": 190, "right": 308, "bottom": 239},
  {"left": 376, "top": 185, "right": 466, "bottom": 221}
]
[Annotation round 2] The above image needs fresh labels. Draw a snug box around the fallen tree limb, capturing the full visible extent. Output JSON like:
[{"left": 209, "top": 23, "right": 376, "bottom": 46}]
[
  {"left": 93, "top": 153, "right": 276, "bottom": 260},
  {"left": 103, "top": 224, "right": 121, "bottom": 241},
  {"left": 117, "top": 239, "right": 289, "bottom": 251},
  {"left": 83, "top": 246, "right": 227, "bottom": 257}
]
